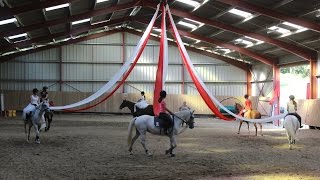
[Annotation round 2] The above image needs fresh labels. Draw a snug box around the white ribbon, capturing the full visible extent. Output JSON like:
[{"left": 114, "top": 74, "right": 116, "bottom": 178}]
[
  {"left": 51, "top": 4, "right": 161, "bottom": 110},
  {"left": 167, "top": 7, "right": 286, "bottom": 123}
]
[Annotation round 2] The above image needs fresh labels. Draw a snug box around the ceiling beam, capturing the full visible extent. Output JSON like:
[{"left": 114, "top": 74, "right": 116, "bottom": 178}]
[
  {"left": 136, "top": 19, "right": 276, "bottom": 66},
  {"left": 217, "top": 0, "right": 320, "bottom": 33},
  {"left": 0, "top": 0, "right": 140, "bottom": 38},
  {"left": 0, "top": 30, "right": 121, "bottom": 63},
  {"left": 0, "top": 0, "right": 80, "bottom": 20},
  {"left": 124, "top": 29, "right": 250, "bottom": 71},
  {"left": 1, "top": 16, "right": 132, "bottom": 52},
  {"left": 143, "top": 1, "right": 317, "bottom": 61}
]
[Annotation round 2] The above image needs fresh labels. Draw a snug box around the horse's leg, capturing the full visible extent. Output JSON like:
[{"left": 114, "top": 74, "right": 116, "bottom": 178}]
[
  {"left": 253, "top": 123, "right": 258, "bottom": 136},
  {"left": 140, "top": 132, "right": 151, "bottom": 156},
  {"left": 33, "top": 123, "right": 40, "bottom": 144},
  {"left": 259, "top": 123, "right": 263, "bottom": 136},
  {"left": 246, "top": 121, "right": 250, "bottom": 132},
  {"left": 166, "top": 135, "right": 177, "bottom": 157},
  {"left": 28, "top": 122, "right": 32, "bottom": 142},
  {"left": 237, "top": 120, "right": 243, "bottom": 134},
  {"left": 128, "top": 129, "right": 140, "bottom": 155},
  {"left": 24, "top": 121, "right": 28, "bottom": 142}
]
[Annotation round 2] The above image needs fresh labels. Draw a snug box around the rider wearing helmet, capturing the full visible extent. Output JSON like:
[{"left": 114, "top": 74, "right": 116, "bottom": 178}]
[
  {"left": 22, "top": 88, "right": 40, "bottom": 120},
  {"left": 40, "top": 86, "right": 49, "bottom": 103},
  {"left": 287, "top": 95, "right": 303, "bottom": 128},
  {"left": 158, "top": 90, "right": 173, "bottom": 135}
]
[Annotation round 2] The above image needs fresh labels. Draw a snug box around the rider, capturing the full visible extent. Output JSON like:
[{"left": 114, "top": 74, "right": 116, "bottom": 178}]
[
  {"left": 22, "top": 88, "right": 40, "bottom": 120},
  {"left": 179, "top": 101, "right": 190, "bottom": 111},
  {"left": 40, "top": 86, "right": 49, "bottom": 130},
  {"left": 158, "top": 90, "right": 174, "bottom": 135},
  {"left": 133, "top": 91, "right": 148, "bottom": 115},
  {"left": 240, "top": 94, "right": 252, "bottom": 117},
  {"left": 287, "top": 95, "right": 303, "bottom": 128}
]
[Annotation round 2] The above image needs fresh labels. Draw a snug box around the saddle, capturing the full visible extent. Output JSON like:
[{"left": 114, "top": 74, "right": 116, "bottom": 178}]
[{"left": 154, "top": 117, "right": 173, "bottom": 134}]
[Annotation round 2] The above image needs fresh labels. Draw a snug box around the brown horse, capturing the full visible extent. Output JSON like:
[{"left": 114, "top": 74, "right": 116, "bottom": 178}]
[{"left": 235, "top": 103, "right": 263, "bottom": 136}]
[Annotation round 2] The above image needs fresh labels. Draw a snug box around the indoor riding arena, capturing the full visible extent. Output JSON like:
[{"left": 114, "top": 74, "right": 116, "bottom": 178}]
[{"left": 1, "top": 0, "right": 320, "bottom": 180}]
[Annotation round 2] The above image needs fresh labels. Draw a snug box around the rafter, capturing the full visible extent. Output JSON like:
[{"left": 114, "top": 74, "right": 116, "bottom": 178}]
[
  {"left": 0, "top": 0, "right": 79, "bottom": 20},
  {"left": 217, "top": 0, "right": 320, "bottom": 33},
  {"left": 125, "top": 29, "right": 250, "bottom": 71},
  {"left": 143, "top": 1, "right": 317, "bottom": 61},
  {"left": 0, "top": 0, "right": 140, "bottom": 38},
  {"left": 136, "top": 19, "right": 276, "bottom": 66},
  {"left": 0, "top": 30, "right": 121, "bottom": 63},
  {"left": 1, "top": 17, "right": 132, "bottom": 52}
]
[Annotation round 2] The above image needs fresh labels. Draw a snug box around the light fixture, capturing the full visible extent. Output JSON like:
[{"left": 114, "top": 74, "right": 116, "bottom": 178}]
[
  {"left": 72, "top": 18, "right": 91, "bottom": 25},
  {"left": 8, "top": 33, "right": 27, "bottom": 39},
  {"left": 184, "top": 36, "right": 201, "bottom": 43},
  {"left": 268, "top": 26, "right": 291, "bottom": 34},
  {"left": 153, "top": 28, "right": 161, "bottom": 32},
  {"left": 45, "top": 3, "right": 69, "bottom": 11},
  {"left": 282, "top": 22, "right": 304, "bottom": 29},
  {"left": 228, "top": 8, "right": 253, "bottom": 19},
  {"left": 96, "top": 0, "right": 109, "bottom": 3},
  {"left": 175, "top": 0, "right": 200, "bottom": 7},
  {"left": 0, "top": 18, "right": 17, "bottom": 26},
  {"left": 316, "top": 9, "right": 320, "bottom": 17},
  {"left": 129, "top": 6, "right": 141, "bottom": 16},
  {"left": 177, "top": 21, "right": 198, "bottom": 29}
]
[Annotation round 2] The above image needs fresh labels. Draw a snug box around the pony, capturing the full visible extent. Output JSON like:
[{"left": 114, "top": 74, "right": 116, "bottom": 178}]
[
  {"left": 235, "top": 103, "right": 263, "bottom": 136},
  {"left": 127, "top": 109, "right": 195, "bottom": 157},
  {"left": 119, "top": 99, "right": 154, "bottom": 117},
  {"left": 24, "top": 102, "right": 50, "bottom": 144},
  {"left": 283, "top": 114, "right": 300, "bottom": 150}
]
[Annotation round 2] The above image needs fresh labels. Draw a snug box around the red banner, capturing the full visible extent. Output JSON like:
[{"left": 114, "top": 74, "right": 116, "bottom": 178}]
[{"left": 153, "top": 3, "right": 166, "bottom": 116}]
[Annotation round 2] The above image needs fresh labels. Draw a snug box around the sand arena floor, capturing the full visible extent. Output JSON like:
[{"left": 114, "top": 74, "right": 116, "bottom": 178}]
[{"left": 1, "top": 113, "right": 320, "bottom": 180}]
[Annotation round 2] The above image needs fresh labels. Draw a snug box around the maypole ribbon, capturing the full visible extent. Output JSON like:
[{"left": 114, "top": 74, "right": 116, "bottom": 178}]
[
  {"left": 51, "top": 3, "right": 161, "bottom": 110},
  {"left": 153, "top": 3, "right": 168, "bottom": 116},
  {"left": 167, "top": 6, "right": 286, "bottom": 123}
]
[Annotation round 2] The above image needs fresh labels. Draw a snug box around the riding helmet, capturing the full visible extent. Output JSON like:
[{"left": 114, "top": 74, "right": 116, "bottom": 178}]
[
  {"left": 141, "top": 91, "right": 145, "bottom": 95},
  {"left": 289, "top": 95, "right": 295, "bottom": 100},
  {"left": 43, "top": 86, "right": 48, "bottom": 90},
  {"left": 32, "top": 88, "right": 38, "bottom": 93},
  {"left": 160, "top": 90, "right": 167, "bottom": 98}
]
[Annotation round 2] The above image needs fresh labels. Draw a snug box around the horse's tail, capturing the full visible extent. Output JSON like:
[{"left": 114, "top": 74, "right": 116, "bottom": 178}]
[{"left": 127, "top": 117, "right": 137, "bottom": 147}]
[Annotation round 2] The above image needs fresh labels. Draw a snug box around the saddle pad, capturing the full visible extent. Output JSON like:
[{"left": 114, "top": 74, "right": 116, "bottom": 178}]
[{"left": 154, "top": 117, "right": 161, "bottom": 127}]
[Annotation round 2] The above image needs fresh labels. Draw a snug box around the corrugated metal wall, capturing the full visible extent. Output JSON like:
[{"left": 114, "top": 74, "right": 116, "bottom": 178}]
[
  {"left": 0, "top": 32, "right": 246, "bottom": 96},
  {"left": 251, "top": 63, "right": 273, "bottom": 97}
]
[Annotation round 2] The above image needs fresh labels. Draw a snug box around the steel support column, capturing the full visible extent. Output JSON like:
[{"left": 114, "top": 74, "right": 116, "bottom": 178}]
[
  {"left": 310, "top": 59, "right": 318, "bottom": 99},
  {"left": 246, "top": 67, "right": 252, "bottom": 96},
  {"left": 273, "top": 63, "right": 280, "bottom": 126}
]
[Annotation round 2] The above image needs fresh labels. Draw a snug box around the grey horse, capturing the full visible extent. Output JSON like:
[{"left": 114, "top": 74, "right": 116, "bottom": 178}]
[
  {"left": 24, "top": 102, "right": 50, "bottom": 144},
  {"left": 127, "top": 109, "right": 195, "bottom": 157}
]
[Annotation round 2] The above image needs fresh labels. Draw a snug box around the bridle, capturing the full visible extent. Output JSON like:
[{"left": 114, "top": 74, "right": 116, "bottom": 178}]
[{"left": 172, "top": 110, "right": 194, "bottom": 126}]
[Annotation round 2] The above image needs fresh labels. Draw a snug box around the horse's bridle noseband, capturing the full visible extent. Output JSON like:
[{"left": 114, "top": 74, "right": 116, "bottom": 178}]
[{"left": 173, "top": 111, "right": 194, "bottom": 126}]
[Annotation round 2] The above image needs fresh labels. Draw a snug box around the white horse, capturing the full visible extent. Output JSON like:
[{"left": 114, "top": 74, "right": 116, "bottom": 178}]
[
  {"left": 283, "top": 114, "right": 300, "bottom": 150},
  {"left": 127, "top": 109, "right": 195, "bottom": 157},
  {"left": 24, "top": 102, "right": 50, "bottom": 144}
]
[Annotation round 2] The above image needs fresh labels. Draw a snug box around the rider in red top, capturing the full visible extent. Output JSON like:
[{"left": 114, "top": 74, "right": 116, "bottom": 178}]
[
  {"left": 158, "top": 90, "right": 173, "bottom": 135},
  {"left": 241, "top": 94, "right": 252, "bottom": 116}
]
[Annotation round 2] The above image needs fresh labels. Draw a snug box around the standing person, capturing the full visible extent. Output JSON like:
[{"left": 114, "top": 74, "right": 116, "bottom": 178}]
[
  {"left": 287, "top": 95, "right": 303, "bottom": 128},
  {"left": 22, "top": 88, "right": 40, "bottom": 120},
  {"left": 179, "top": 101, "right": 190, "bottom": 111},
  {"left": 134, "top": 91, "right": 148, "bottom": 114},
  {"left": 158, "top": 90, "right": 173, "bottom": 135}
]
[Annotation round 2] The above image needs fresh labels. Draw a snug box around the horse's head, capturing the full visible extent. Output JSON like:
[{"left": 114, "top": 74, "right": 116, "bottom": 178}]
[
  {"left": 177, "top": 109, "right": 195, "bottom": 129},
  {"left": 235, "top": 103, "right": 243, "bottom": 112},
  {"left": 119, "top": 99, "right": 128, "bottom": 109},
  {"left": 188, "top": 110, "right": 195, "bottom": 129}
]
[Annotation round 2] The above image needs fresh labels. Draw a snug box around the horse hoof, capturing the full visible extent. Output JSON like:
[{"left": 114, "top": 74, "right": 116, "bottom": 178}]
[
  {"left": 165, "top": 150, "right": 170, "bottom": 155},
  {"left": 170, "top": 154, "right": 175, "bottom": 157},
  {"left": 129, "top": 151, "right": 133, "bottom": 155}
]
